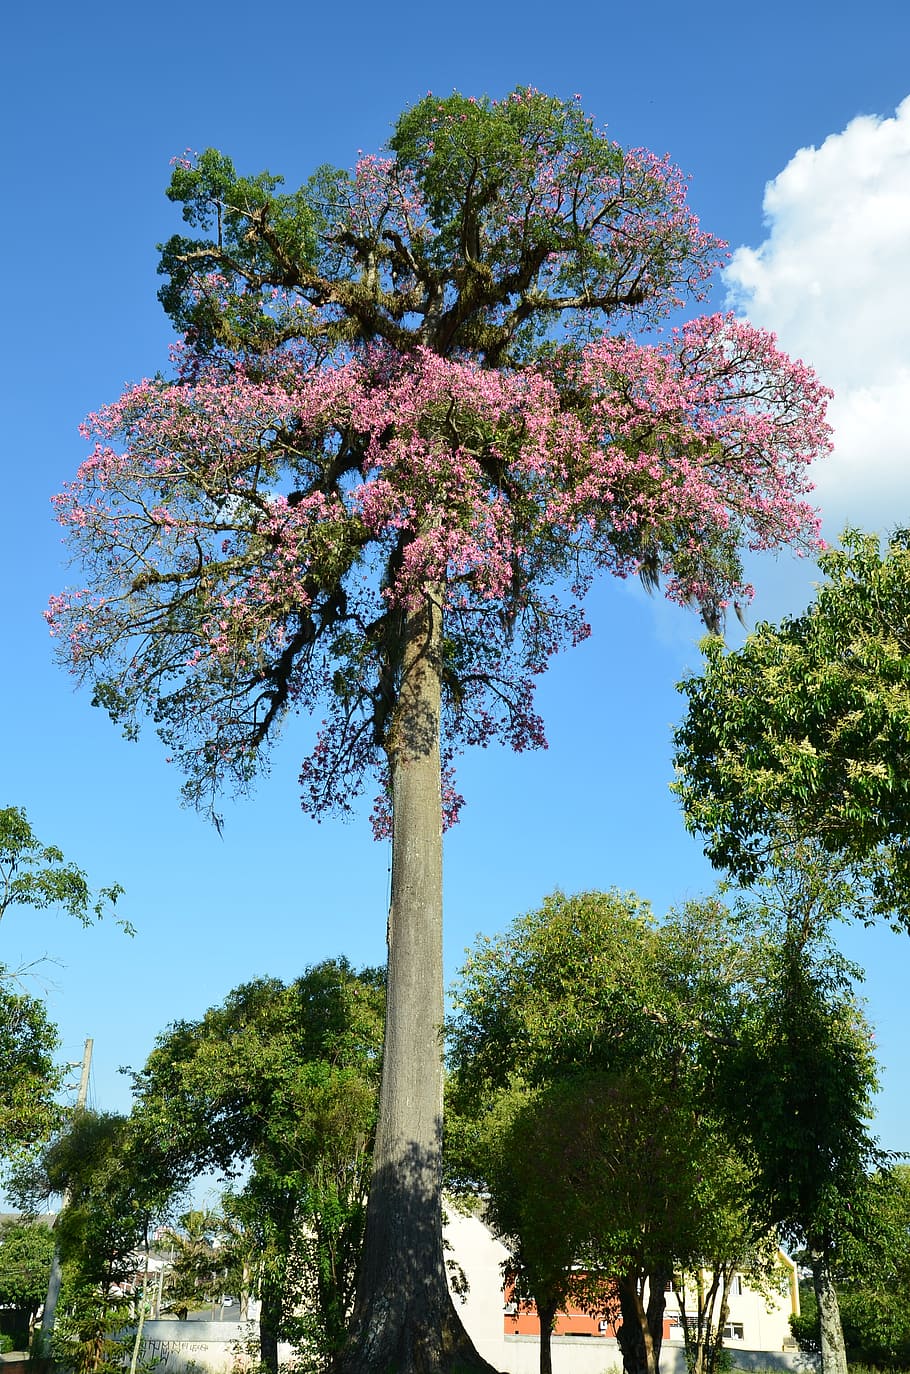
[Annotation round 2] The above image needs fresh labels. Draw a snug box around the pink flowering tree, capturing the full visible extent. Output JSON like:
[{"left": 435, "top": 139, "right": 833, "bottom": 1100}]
[{"left": 49, "top": 91, "right": 832, "bottom": 1374}]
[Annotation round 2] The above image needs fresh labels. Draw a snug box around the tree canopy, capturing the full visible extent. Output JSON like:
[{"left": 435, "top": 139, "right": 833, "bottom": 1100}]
[
  {"left": 674, "top": 528, "right": 910, "bottom": 922},
  {"left": 0, "top": 806, "right": 125, "bottom": 931},
  {"left": 131, "top": 959, "right": 384, "bottom": 1370}
]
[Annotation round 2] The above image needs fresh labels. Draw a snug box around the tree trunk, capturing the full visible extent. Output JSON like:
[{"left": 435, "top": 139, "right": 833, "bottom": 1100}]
[
  {"left": 617, "top": 1272, "right": 665, "bottom": 1374},
  {"left": 259, "top": 1271, "right": 282, "bottom": 1374},
  {"left": 645, "top": 1269, "right": 668, "bottom": 1374},
  {"left": 537, "top": 1298, "right": 558, "bottom": 1374},
  {"left": 337, "top": 588, "right": 497, "bottom": 1373},
  {"left": 809, "top": 1236, "right": 848, "bottom": 1374}
]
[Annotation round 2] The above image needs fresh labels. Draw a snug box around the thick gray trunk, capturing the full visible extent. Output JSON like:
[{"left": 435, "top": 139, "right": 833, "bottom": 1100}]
[
  {"left": 809, "top": 1240, "right": 848, "bottom": 1374},
  {"left": 338, "top": 589, "right": 497, "bottom": 1373}
]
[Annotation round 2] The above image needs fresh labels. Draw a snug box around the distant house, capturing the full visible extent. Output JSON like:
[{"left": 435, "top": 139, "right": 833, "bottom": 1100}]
[{"left": 442, "top": 1209, "right": 803, "bottom": 1374}]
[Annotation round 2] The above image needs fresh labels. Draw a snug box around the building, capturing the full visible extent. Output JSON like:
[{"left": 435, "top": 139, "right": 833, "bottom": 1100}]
[{"left": 443, "top": 1208, "right": 804, "bottom": 1374}]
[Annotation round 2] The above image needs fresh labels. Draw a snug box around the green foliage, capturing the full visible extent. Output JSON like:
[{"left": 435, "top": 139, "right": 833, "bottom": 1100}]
[
  {"left": 19, "top": 1111, "right": 173, "bottom": 1374},
  {"left": 131, "top": 958, "right": 384, "bottom": 1367},
  {"left": 157, "top": 88, "right": 719, "bottom": 362},
  {"left": 41, "top": 1111, "right": 168, "bottom": 1287},
  {"left": 0, "top": 977, "right": 62, "bottom": 1169},
  {"left": 825, "top": 1167, "right": 910, "bottom": 1370},
  {"left": 48, "top": 1277, "right": 131, "bottom": 1374},
  {"left": 718, "top": 863, "right": 881, "bottom": 1253},
  {"left": 674, "top": 529, "right": 910, "bottom": 924},
  {"left": 0, "top": 805, "right": 126, "bottom": 931},
  {"left": 158, "top": 1209, "right": 223, "bottom": 1307},
  {"left": 0, "top": 1219, "right": 55, "bottom": 1346},
  {"left": 448, "top": 891, "right": 780, "bottom": 1374}
]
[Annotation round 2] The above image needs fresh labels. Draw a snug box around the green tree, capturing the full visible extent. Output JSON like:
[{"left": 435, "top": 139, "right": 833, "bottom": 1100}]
[
  {"left": 131, "top": 959, "right": 384, "bottom": 1372},
  {"left": 0, "top": 806, "right": 125, "bottom": 932},
  {"left": 717, "top": 859, "right": 882, "bottom": 1374},
  {"left": 834, "top": 1165, "right": 910, "bottom": 1369},
  {"left": 29, "top": 1110, "right": 170, "bottom": 1374},
  {"left": 448, "top": 1079, "right": 617, "bottom": 1374},
  {"left": 449, "top": 891, "right": 777, "bottom": 1374},
  {"left": 0, "top": 982, "right": 61, "bottom": 1171},
  {"left": 158, "top": 1209, "right": 222, "bottom": 1309},
  {"left": 0, "top": 807, "right": 125, "bottom": 1175},
  {"left": 49, "top": 90, "right": 832, "bottom": 1373},
  {"left": 674, "top": 528, "right": 910, "bottom": 923},
  {"left": 0, "top": 1219, "right": 55, "bottom": 1348}
]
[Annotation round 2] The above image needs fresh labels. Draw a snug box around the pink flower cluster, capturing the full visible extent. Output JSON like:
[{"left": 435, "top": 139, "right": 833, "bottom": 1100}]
[{"left": 48, "top": 318, "right": 830, "bottom": 820}]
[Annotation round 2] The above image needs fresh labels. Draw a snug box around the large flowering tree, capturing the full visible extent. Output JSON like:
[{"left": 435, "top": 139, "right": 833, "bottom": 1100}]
[{"left": 48, "top": 91, "right": 832, "bottom": 1373}]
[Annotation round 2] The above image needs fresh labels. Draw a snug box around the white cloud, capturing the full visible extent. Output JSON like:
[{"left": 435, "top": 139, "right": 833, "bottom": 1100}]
[{"left": 725, "top": 96, "right": 910, "bottom": 537}]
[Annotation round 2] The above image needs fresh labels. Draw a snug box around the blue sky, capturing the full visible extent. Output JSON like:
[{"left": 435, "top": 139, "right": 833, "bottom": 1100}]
[{"left": 3, "top": 0, "right": 910, "bottom": 1164}]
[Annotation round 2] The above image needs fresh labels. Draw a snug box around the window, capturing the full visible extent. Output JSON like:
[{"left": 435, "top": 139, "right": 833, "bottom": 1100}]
[{"left": 721, "top": 1322, "right": 744, "bottom": 1341}]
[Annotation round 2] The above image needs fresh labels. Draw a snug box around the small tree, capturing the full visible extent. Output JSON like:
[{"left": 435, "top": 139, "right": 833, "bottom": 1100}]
[
  {"left": 50, "top": 90, "right": 831, "bottom": 1371},
  {"left": 131, "top": 959, "right": 384, "bottom": 1371},
  {"left": 29, "top": 1111, "right": 170, "bottom": 1374},
  {"left": 158, "top": 1209, "right": 222, "bottom": 1309},
  {"left": 0, "top": 1220, "right": 55, "bottom": 1348},
  {"left": 716, "top": 857, "right": 883, "bottom": 1374},
  {"left": 833, "top": 1165, "right": 910, "bottom": 1369},
  {"left": 0, "top": 807, "right": 124, "bottom": 1176},
  {"left": 0, "top": 980, "right": 61, "bottom": 1171}
]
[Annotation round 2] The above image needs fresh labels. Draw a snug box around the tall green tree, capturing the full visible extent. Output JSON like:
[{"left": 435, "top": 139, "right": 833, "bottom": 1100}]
[
  {"left": 717, "top": 858, "right": 882, "bottom": 1374},
  {"left": 674, "top": 528, "right": 910, "bottom": 923},
  {"left": 448, "top": 891, "right": 777, "bottom": 1374},
  {"left": 131, "top": 959, "right": 384, "bottom": 1373},
  {"left": 49, "top": 90, "right": 832, "bottom": 1372}
]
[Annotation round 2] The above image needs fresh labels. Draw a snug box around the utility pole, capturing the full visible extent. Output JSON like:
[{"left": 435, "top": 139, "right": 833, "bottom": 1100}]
[{"left": 40, "top": 1037, "right": 93, "bottom": 1352}]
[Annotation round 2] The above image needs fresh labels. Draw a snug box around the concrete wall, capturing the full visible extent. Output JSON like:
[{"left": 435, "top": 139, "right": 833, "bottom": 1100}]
[{"left": 133, "top": 1320, "right": 292, "bottom": 1374}]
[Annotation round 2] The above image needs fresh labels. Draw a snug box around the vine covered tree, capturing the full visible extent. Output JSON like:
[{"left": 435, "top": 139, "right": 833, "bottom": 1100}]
[{"left": 48, "top": 89, "right": 831, "bottom": 1372}]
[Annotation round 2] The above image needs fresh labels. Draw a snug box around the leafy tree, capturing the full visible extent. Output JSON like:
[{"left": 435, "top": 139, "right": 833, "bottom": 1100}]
[
  {"left": 0, "top": 807, "right": 125, "bottom": 1174},
  {"left": 717, "top": 858, "right": 882, "bottom": 1374},
  {"left": 674, "top": 528, "right": 910, "bottom": 923},
  {"left": 0, "top": 980, "right": 61, "bottom": 1171},
  {"left": 0, "top": 806, "right": 125, "bottom": 932},
  {"left": 48, "top": 89, "right": 832, "bottom": 1372},
  {"left": 0, "top": 1219, "right": 55, "bottom": 1348},
  {"left": 131, "top": 958, "right": 384, "bottom": 1372},
  {"left": 28, "top": 1110, "right": 171, "bottom": 1374},
  {"left": 158, "top": 1208, "right": 223, "bottom": 1309},
  {"left": 448, "top": 891, "right": 778, "bottom": 1374},
  {"left": 830, "top": 1166, "right": 910, "bottom": 1370}
]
